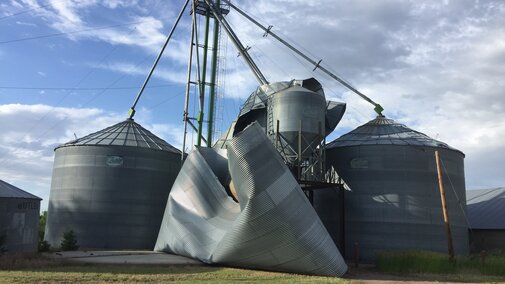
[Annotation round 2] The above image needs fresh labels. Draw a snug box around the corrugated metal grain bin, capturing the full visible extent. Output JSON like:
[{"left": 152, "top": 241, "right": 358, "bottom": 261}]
[
  {"left": 312, "top": 188, "right": 345, "bottom": 253},
  {"left": 326, "top": 116, "right": 469, "bottom": 261},
  {"left": 44, "top": 119, "right": 181, "bottom": 249},
  {"left": 0, "top": 180, "right": 41, "bottom": 253}
]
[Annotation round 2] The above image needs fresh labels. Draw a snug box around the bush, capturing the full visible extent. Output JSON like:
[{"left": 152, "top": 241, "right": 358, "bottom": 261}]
[
  {"left": 39, "top": 211, "right": 47, "bottom": 242},
  {"left": 38, "top": 240, "right": 51, "bottom": 252},
  {"left": 60, "top": 230, "right": 79, "bottom": 251},
  {"left": 376, "top": 250, "right": 505, "bottom": 276},
  {"left": 38, "top": 211, "right": 51, "bottom": 252}
]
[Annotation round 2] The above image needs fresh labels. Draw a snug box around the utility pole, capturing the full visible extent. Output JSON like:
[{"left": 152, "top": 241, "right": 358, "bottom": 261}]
[{"left": 435, "top": 150, "right": 455, "bottom": 260}]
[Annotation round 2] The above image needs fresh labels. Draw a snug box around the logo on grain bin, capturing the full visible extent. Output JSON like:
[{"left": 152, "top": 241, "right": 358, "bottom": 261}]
[
  {"left": 17, "top": 202, "right": 37, "bottom": 210},
  {"left": 106, "top": 156, "right": 124, "bottom": 167}
]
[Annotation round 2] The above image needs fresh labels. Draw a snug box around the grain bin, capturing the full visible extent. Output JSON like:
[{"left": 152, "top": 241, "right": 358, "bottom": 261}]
[
  {"left": 45, "top": 119, "right": 181, "bottom": 249},
  {"left": 326, "top": 116, "right": 469, "bottom": 261},
  {"left": 269, "top": 80, "right": 327, "bottom": 159}
]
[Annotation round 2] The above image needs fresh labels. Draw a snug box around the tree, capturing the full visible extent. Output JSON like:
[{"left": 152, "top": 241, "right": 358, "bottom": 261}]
[
  {"left": 60, "top": 230, "right": 79, "bottom": 251},
  {"left": 39, "top": 211, "right": 47, "bottom": 242},
  {"left": 38, "top": 211, "right": 51, "bottom": 252}
]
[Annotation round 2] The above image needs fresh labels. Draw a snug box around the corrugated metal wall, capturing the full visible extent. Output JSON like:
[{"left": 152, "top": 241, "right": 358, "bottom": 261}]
[
  {"left": 0, "top": 198, "right": 40, "bottom": 253},
  {"left": 312, "top": 188, "right": 345, "bottom": 254},
  {"left": 327, "top": 145, "right": 469, "bottom": 261}
]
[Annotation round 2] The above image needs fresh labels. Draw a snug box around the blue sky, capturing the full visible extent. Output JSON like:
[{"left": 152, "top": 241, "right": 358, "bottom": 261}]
[{"left": 1, "top": 0, "right": 504, "bottom": 210}]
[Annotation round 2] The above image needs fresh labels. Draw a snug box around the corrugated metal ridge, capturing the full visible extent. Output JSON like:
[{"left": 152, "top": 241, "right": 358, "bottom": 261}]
[
  {"left": 467, "top": 187, "right": 504, "bottom": 203},
  {"left": 0, "top": 179, "right": 42, "bottom": 199},
  {"left": 55, "top": 119, "right": 180, "bottom": 153},
  {"left": 328, "top": 116, "right": 462, "bottom": 153},
  {"left": 110, "top": 121, "right": 129, "bottom": 145},
  {"left": 135, "top": 122, "right": 164, "bottom": 151},
  {"left": 467, "top": 187, "right": 505, "bottom": 229}
]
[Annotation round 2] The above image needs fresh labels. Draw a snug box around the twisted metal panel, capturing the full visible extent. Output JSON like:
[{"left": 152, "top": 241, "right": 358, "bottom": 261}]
[{"left": 155, "top": 123, "right": 347, "bottom": 277}]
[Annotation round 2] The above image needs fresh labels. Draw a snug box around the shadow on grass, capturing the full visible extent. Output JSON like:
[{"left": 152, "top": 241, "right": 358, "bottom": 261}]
[
  {"left": 0, "top": 253, "right": 220, "bottom": 275},
  {"left": 0, "top": 254, "right": 347, "bottom": 283}
]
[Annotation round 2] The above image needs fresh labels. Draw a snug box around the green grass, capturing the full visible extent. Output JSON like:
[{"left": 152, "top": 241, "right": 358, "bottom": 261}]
[
  {"left": 2, "top": 252, "right": 505, "bottom": 283},
  {"left": 376, "top": 250, "right": 505, "bottom": 276},
  {"left": 0, "top": 254, "right": 348, "bottom": 284}
]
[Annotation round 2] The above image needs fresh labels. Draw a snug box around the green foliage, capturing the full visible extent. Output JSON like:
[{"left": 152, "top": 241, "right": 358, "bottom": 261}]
[
  {"left": 0, "top": 262, "right": 347, "bottom": 283},
  {"left": 38, "top": 240, "right": 51, "bottom": 252},
  {"left": 39, "top": 211, "right": 48, "bottom": 242},
  {"left": 60, "top": 230, "right": 79, "bottom": 251},
  {"left": 376, "top": 250, "right": 505, "bottom": 276},
  {"left": 38, "top": 211, "right": 51, "bottom": 252}
]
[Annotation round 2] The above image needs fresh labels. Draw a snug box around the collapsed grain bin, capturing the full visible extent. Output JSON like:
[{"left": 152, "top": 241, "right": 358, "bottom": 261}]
[
  {"left": 44, "top": 119, "right": 181, "bottom": 249},
  {"left": 325, "top": 115, "right": 469, "bottom": 261}
]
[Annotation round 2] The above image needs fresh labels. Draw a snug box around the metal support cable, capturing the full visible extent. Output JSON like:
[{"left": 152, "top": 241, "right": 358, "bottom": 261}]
[
  {"left": 181, "top": 18, "right": 195, "bottom": 162},
  {"left": 204, "top": 0, "right": 268, "bottom": 85},
  {"left": 192, "top": 2, "right": 203, "bottom": 107},
  {"left": 224, "top": 0, "right": 384, "bottom": 115},
  {"left": 440, "top": 157, "right": 473, "bottom": 232},
  {"left": 127, "top": 0, "right": 190, "bottom": 120}
]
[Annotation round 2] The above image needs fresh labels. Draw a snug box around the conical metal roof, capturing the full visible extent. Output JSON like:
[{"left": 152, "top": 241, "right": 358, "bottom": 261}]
[
  {"left": 56, "top": 119, "right": 181, "bottom": 153},
  {"left": 328, "top": 116, "right": 460, "bottom": 152},
  {"left": 0, "top": 180, "right": 41, "bottom": 199}
]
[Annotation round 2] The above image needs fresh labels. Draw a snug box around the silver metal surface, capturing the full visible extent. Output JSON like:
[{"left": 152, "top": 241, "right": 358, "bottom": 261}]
[
  {"left": 45, "top": 120, "right": 181, "bottom": 249},
  {"left": 0, "top": 180, "right": 42, "bottom": 199},
  {"left": 0, "top": 180, "right": 41, "bottom": 253},
  {"left": 467, "top": 187, "right": 505, "bottom": 229},
  {"left": 326, "top": 116, "right": 469, "bottom": 261},
  {"left": 224, "top": 0, "right": 384, "bottom": 115},
  {"left": 155, "top": 123, "right": 347, "bottom": 277},
  {"left": 217, "top": 78, "right": 346, "bottom": 153},
  {"left": 328, "top": 116, "right": 461, "bottom": 151},
  {"left": 312, "top": 188, "right": 345, "bottom": 253},
  {"left": 270, "top": 85, "right": 327, "bottom": 157},
  {"left": 58, "top": 119, "right": 180, "bottom": 153},
  {"left": 325, "top": 101, "right": 346, "bottom": 134}
]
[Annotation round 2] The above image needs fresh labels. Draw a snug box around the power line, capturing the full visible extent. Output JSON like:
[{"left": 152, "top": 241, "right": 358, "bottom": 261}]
[
  {"left": 0, "top": 84, "right": 179, "bottom": 91},
  {"left": 0, "top": 20, "right": 154, "bottom": 44},
  {"left": 0, "top": 1, "right": 167, "bottom": 168},
  {"left": 0, "top": 1, "right": 58, "bottom": 21}
]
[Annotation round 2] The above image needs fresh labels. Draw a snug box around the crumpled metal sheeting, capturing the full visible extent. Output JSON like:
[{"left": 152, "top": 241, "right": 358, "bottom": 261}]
[
  {"left": 154, "top": 147, "right": 240, "bottom": 262},
  {"left": 155, "top": 123, "right": 347, "bottom": 277},
  {"left": 220, "top": 123, "right": 347, "bottom": 276}
]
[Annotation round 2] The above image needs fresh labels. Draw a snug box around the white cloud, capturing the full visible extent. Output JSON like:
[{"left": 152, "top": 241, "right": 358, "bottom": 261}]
[
  {"left": 8, "top": 0, "right": 186, "bottom": 56},
  {"left": 2, "top": 0, "right": 504, "bottom": 194},
  {"left": 222, "top": 0, "right": 505, "bottom": 189},
  {"left": 0, "top": 103, "right": 183, "bottom": 210},
  {"left": 102, "top": 0, "right": 139, "bottom": 9},
  {"left": 92, "top": 61, "right": 187, "bottom": 84},
  {"left": 15, "top": 20, "right": 37, "bottom": 27}
]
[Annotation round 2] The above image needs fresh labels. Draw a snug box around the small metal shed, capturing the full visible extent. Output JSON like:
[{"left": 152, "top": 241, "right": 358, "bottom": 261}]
[
  {"left": 0, "top": 180, "right": 41, "bottom": 253},
  {"left": 467, "top": 187, "right": 505, "bottom": 252}
]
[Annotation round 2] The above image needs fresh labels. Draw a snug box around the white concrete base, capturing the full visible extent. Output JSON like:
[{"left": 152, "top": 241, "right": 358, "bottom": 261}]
[{"left": 44, "top": 250, "right": 203, "bottom": 265}]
